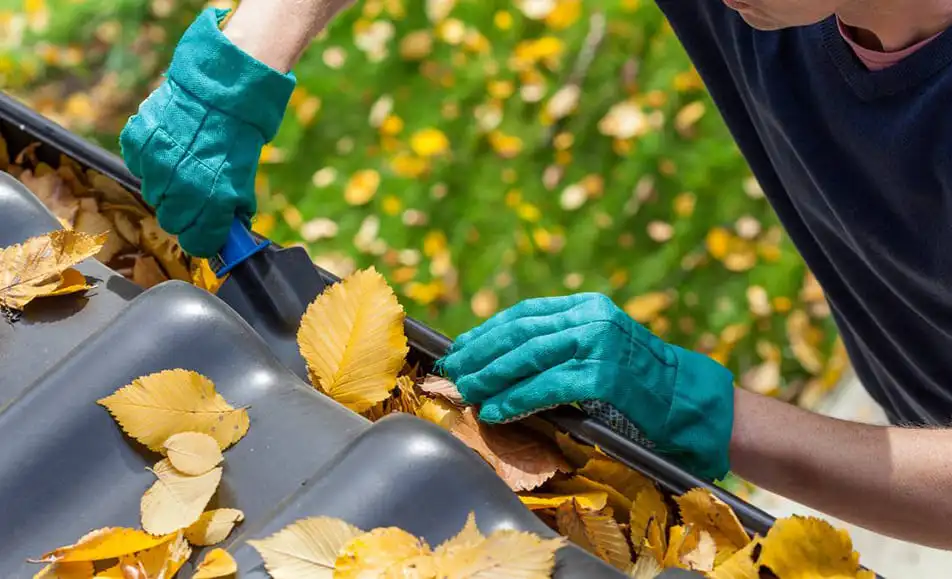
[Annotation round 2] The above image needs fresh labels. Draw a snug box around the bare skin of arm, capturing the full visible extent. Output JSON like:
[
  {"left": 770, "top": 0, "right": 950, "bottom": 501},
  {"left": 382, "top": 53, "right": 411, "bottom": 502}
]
[
  {"left": 731, "top": 388, "right": 952, "bottom": 550},
  {"left": 222, "top": 0, "right": 353, "bottom": 73}
]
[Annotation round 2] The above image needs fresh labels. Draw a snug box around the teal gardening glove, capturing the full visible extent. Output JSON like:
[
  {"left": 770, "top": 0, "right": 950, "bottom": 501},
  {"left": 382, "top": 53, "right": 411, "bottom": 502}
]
[
  {"left": 438, "top": 293, "right": 735, "bottom": 481},
  {"left": 120, "top": 8, "right": 295, "bottom": 257}
]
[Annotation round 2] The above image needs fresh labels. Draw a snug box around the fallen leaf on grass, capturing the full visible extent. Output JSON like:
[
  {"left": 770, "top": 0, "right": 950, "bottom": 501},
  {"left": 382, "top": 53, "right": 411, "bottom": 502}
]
[
  {"left": 419, "top": 375, "right": 464, "bottom": 404},
  {"left": 193, "top": 548, "right": 238, "bottom": 578},
  {"left": 297, "top": 267, "right": 409, "bottom": 413},
  {"left": 675, "top": 488, "right": 749, "bottom": 557},
  {"left": 249, "top": 516, "right": 364, "bottom": 579},
  {"left": 451, "top": 407, "right": 570, "bottom": 492},
  {"left": 141, "top": 459, "right": 223, "bottom": 535},
  {"left": 185, "top": 508, "right": 245, "bottom": 546},
  {"left": 759, "top": 516, "right": 874, "bottom": 579},
  {"left": 33, "top": 527, "right": 174, "bottom": 563},
  {"left": 0, "top": 230, "right": 105, "bottom": 310},
  {"left": 518, "top": 492, "right": 608, "bottom": 511},
  {"left": 555, "top": 500, "right": 632, "bottom": 572},
  {"left": 98, "top": 369, "right": 249, "bottom": 452},
  {"left": 334, "top": 527, "right": 431, "bottom": 578},
  {"left": 163, "top": 431, "right": 223, "bottom": 476}
]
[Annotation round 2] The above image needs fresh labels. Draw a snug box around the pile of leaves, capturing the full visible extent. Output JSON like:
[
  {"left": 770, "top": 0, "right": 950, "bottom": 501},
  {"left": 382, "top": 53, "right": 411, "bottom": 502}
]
[
  {"left": 2, "top": 0, "right": 848, "bottom": 409},
  {"left": 0, "top": 133, "right": 221, "bottom": 294}
]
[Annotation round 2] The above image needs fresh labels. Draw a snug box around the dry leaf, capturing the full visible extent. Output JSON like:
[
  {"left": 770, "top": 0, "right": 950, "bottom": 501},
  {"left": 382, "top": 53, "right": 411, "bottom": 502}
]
[
  {"left": 553, "top": 432, "right": 603, "bottom": 468},
  {"left": 141, "top": 459, "right": 223, "bottom": 535},
  {"left": 98, "top": 369, "right": 250, "bottom": 452},
  {"left": 140, "top": 217, "right": 190, "bottom": 281},
  {"left": 389, "top": 375, "right": 424, "bottom": 414},
  {"left": 89, "top": 172, "right": 146, "bottom": 209},
  {"left": 297, "top": 267, "right": 409, "bottom": 413},
  {"left": 74, "top": 206, "right": 128, "bottom": 263},
  {"left": 163, "top": 432, "right": 224, "bottom": 476},
  {"left": 45, "top": 268, "right": 95, "bottom": 297},
  {"left": 450, "top": 407, "right": 569, "bottom": 492},
  {"left": 550, "top": 476, "right": 632, "bottom": 523},
  {"left": 419, "top": 375, "right": 464, "bottom": 404},
  {"left": 644, "top": 519, "right": 667, "bottom": 565},
  {"left": 185, "top": 508, "right": 245, "bottom": 546},
  {"left": 102, "top": 207, "right": 142, "bottom": 246},
  {"left": 191, "top": 258, "right": 224, "bottom": 294},
  {"left": 96, "top": 532, "right": 191, "bottom": 579},
  {"left": 708, "top": 538, "right": 761, "bottom": 579},
  {"left": 34, "top": 527, "right": 174, "bottom": 563},
  {"left": 555, "top": 500, "right": 632, "bottom": 572},
  {"left": 433, "top": 513, "right": 483, "bottom": 558},
  {"left": 334, "top": 527, "right": 431, "bottom": 578},
  {"left": 577, "top": 458, "right": 653, "bottom": 501},
  {"left": 132, "top": 255, "right": 168, "bottom": 289},
  {"left": 629, "top": 555, "right": 662, "bottom": 579},
  {"left": 518, "top": 492, "right": 608, "bottom": 512},
  {"left": 19, "top": 169, "right": 79, "bottom": 223},
  {"left": 431, "top": 529, "right": 566, "bottom": 578},
  {"left": 629, "top": 487, "right": 669, "bottom": 551},
  {"left": 759, "top": 516, "right": 874, "bottom": 579},
  {"left": 675, "top": 489, "right": 749, "bottom": 556},
  {"left": 663, "top": 525, "right": 696, "bottom": 568},
  {"left": 32, "top": 562, "right": 93, "bottom": 578},
  {"left": 416, "top": 397, "right": 462, "bottom": 430},
  {"left": 681, "top": 530, "right": 716, "bottom": 571},
  {"left": 193, "top": 548, "right": 237, "bottom": 578},
  {"left": 0, "top": 230, "right": 105, "bottom": 309},
  {"left": 248, "top": 516, "right": 363, "bottom": 579}
]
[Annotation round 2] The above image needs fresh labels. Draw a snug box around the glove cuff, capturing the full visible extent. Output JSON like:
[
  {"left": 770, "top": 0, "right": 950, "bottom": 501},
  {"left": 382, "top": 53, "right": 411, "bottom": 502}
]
[
  {"left": 168, "top": 8, "right": 296, "bottom": 141},
  {"left": 663, "top": 346, "right": 735, "bottom": 481}
]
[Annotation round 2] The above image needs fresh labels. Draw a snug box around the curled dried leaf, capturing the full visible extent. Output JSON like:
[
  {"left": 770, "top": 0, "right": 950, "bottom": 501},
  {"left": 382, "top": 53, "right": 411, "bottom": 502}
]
[
  {"left": 34, "top": 527, "right": 174, "bottom": 563},
  {"left": 185, "top": 508, "right": 245, "bottom": 546},
  {"left": 141, "top": 459, "right": 223, "bottom": 535},
  {"left": 419, "top": 375, "right": 464, "bottom": 405},
  {"left": 193, "top": 548, "right": 238, "bottom": 578}
]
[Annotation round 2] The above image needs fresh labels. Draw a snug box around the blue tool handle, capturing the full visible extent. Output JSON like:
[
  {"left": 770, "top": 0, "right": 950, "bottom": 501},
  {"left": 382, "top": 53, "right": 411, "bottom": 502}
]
[{"left": 212, "top": 219, "right": 271, "bottom": 278}]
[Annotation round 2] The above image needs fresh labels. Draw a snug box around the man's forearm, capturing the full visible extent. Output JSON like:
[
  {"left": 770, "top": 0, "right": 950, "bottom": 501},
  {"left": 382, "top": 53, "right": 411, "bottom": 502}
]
[
  {"left": 223, "top": 0, "right": 351, "bottom": 72},
  {"left": 730, "top": 388, "right": 952, "bottom": 549}
]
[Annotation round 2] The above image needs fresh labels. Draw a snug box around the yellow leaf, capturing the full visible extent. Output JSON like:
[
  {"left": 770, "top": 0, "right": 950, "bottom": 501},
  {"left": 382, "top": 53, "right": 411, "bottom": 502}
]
[
  {"left": 193, "top": 548, "right": 238, "bottom": 578},
  {"left": 550, "top": 475, "right": 632, "bottom": 523},
  {"left": 518, "top": 492, "right": 608, "bottom": 512},
  {"left": 0, "top": 230, "right": 105, "bottom": 309},
  {"left": 553, "top": 432, "right": 603, "bottom": 468},
  {"left": 97, "top": 369, "right": 249, "bottom": 452},
  {"left": 577, "top": 458, "right": 653, "bottom": 501},
  {"left": 759, "top": 516, "right": 872, "bottom": 579},
  {"left": 410, "top": 128, "right": 450, "bottom": 157},
  {"left": 96, "top": 533, "right": 191, "bottom": 579},
  {"left": 344, "top": 170, "right": 381, "bottom": 206},
  {"left": 46, "top": 267, "right": 94, "bottom": 297},
  {"left": 73, "top": 207, "right": 128, "bottom": 264},
  {"left": 334, "top": 528, "right": 431, "bottom": 578},
  {"left": 629, "top": 555, "right": 662, "bottom": 579},
  {"left": 297, "top": 267, "right": 409, "bottom": 413},
  {"left": 681, "top": 530, "right": 716, "bottom": 572},
  {"left": 709, "top": 538, "right": 761, "bottom": 579},
  {"left": 555, "top": 500, "right": 632, "bottom": 572},
  {"left": 249, "top": 516, "right": 364, "bottom": 579},
  {"left": 623, "top": 292, "right": 671, "bottom": 324},
  {"left": 399, "top": 30, "right": 433, "bottom": 60},
  {"left": 141, "top": 459, "right": 223, "bottom": 535},
  {"left": 786, "top": 310, "right": 824, "bottom": 374},
  {"left": 675, "top": 488, "right": 749, "bottom": 557},
  {"left": 32, "top": 562, "right": 93, "bottom": 578},
  {"left": 185, "top": 508, "right": 245, "bottom": 546},
  {"left": 431, "top": 528, "right": 565, "bottom": 578},
  {"left": 140, "top": 217, "right": 190, "bottom": 282},
  {"left": 163, "top": 431, "right": 223, "bottom": 476},
  {"left": 191, "top": 258, "right": 224, "bottom": 294},
  {"left": 644, "top": 519, "right": 666, "bottom": 565},
  {"left": 433, "top": 513, "right": 483, "bottom": 558},
  {"left": 132, "top": 256, "right": 168, "bottom": 290},
  {"left": 35, "top": 528, "right": 174, "bottom": 563},
  {"left": 419, "top": 375, "right": 464, "bottom": 405},
  {"left": 416, "top": 397, "right": 462, "bottom": 430},
  {"left": 663, "top": 525, "right": 695, "bottom": 568},
  {"left": 451, "top": 407, "right": 570, "bottom": 492},
  {"left": 630, "top": 487, "right": 669, "bottom": 552}
]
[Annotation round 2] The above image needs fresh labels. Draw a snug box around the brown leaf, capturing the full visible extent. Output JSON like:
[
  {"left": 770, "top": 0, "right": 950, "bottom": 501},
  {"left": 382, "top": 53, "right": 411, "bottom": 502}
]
[
  {"left": 19, "top": 169, "right": 79, "bottom": 224},
  {"left": 140, "top": 217, "right": 190, "bottom": 281},
  {"left": 132, "top": 256, "right": 168, "bottom": 289},
  {"left": 89, "top": 171, "right": 147, "bottom": 209},
  {"left": 450, "top": 407, "right": 569, "bottom": 492},
  {"left": 74, "top": 205, "right": 128, "bottom": 264},
  {"left": 555, "top": 500, "right": 633, "bottom": 572},
  {"left": 102, "top": 208, "right": 142, "bottom": 247},
  {"left": 419, "top": 375, "right": 464, "bottom": 404},
  {"left": 0, "top": 230, "right": 106, "bottom": 310}
]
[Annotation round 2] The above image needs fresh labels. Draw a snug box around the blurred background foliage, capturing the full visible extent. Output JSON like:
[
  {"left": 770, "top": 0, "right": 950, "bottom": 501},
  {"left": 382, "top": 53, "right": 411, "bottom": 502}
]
[{"left": 0, "top": 0, "right": 847, "bottom": 408}]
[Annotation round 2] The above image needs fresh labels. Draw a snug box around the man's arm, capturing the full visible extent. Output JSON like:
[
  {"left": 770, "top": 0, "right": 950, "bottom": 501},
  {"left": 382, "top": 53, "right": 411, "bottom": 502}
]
[
  {"left": 222, "top": 0, "right": 352, "bottom": 73},
  {"left": 731, "top": 388, "right": 952, "bottom": 549}
]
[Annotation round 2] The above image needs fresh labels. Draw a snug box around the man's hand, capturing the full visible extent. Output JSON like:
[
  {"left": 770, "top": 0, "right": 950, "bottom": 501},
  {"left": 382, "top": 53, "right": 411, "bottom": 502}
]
[{"left": 438, "top": 293, "right": 736, "bottom": 480}]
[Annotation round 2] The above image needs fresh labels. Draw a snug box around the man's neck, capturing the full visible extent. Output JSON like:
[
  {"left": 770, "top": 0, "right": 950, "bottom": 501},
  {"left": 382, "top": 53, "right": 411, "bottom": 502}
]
[{"left": 838, "top": 0, "right": 952, "bottom": 51}]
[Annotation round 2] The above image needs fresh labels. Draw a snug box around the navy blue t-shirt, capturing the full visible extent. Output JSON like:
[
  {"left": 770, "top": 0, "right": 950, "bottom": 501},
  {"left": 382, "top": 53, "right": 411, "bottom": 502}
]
[{"left": 658, "top": 2, "right": 952, "bottom": 424}]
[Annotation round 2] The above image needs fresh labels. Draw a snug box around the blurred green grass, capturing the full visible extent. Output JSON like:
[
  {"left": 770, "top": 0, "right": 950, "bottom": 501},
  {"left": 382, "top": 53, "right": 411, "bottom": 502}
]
[{"left": 0, "top": 0, "right": 846, "bottom": 406}]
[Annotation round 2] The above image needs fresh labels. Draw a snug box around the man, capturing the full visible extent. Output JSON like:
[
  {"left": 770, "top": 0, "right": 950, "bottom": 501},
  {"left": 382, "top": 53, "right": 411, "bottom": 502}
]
[{"left": 120, "top": 0, "right": 952, "bottom": 548}]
